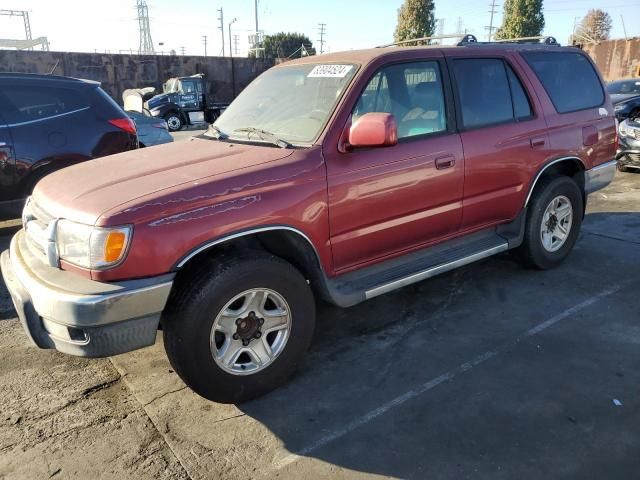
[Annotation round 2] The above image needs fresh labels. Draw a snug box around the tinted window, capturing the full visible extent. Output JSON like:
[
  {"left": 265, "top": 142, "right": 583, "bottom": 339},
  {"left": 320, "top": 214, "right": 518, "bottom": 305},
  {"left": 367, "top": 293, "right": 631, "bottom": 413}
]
[
  {"left": 353, "top": 61, "right": 447, "bottom": 139},
  {"left": 506, "top": 65, "right": 533, "bottom": 120},
  {"left": 523, "top": 51, "right": 604, "bottom": 113},
  {"left": 607, "top": 80, "right": 640, "bottom": 95},
  {"left": 453, "top": 59, "right": 514, "bottom": 129},
  {"left": 0, "top": 84, "right": 88, "bottom": 124}
]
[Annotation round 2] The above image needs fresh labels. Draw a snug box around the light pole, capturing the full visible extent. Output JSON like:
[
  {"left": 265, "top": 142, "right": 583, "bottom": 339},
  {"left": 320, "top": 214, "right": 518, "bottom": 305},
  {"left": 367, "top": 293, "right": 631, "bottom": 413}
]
[{"left": 228, "top": 18, "right": 237, "bottom": 58}]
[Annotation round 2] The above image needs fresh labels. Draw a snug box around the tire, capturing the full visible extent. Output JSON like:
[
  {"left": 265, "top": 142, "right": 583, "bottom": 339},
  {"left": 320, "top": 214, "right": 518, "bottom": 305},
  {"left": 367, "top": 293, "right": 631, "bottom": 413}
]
[
  {"left": 164, "top": 112, "right": 183, "bottom": 132},
  {"left": 162, "top": 253, "right": 315, "bottom": 403},
  {"left": 617, "top": 163, "right": 629, "bottom": 173},
  {"left": 514, "top": 176, "right": 583, "bottom": 270}
]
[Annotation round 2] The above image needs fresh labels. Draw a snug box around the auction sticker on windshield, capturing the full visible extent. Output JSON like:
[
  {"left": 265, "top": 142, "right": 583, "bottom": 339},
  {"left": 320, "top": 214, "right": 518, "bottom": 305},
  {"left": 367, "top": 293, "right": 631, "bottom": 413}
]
[{"left": 308, "top": 65, "right": 354, "bottom": 78}]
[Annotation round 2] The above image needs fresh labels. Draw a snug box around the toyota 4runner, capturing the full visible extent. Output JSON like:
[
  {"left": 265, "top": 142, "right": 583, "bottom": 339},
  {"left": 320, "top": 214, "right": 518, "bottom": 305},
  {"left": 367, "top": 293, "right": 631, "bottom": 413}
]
[{"left": 1, "top": 36, "right": 617, "bottom": 403}]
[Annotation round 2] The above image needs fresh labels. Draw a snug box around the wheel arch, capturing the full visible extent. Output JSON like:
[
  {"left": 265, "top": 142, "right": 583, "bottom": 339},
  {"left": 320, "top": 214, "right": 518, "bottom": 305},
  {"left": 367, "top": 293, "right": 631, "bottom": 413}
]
[
  {"left": 172, "top": 226, "right": 332, "bottom": 302},
  {"left": 525, "top": 156, "right": 587, "bottom": 209}
]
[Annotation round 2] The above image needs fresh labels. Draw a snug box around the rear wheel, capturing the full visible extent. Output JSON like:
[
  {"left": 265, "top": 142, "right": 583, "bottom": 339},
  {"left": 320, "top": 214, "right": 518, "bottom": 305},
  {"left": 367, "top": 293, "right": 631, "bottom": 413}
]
[
  {"left": 164, "top": 112, "right": 183, "bottom": 132},
  {"left": 514, "top": 176, "right": 583, "bottom": 269},
  {"left": 162, "top": 253, "right": 315, "bottom": 403},
  {"left": 617, "top": 163, "right": 629, "bottom": 173}
]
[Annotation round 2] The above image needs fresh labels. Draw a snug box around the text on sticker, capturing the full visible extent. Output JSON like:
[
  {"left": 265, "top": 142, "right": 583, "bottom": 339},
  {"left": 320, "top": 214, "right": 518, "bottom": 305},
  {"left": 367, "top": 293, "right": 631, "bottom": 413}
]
[{"left": 308, "top": 65, "right": 353, "bottom": 78}]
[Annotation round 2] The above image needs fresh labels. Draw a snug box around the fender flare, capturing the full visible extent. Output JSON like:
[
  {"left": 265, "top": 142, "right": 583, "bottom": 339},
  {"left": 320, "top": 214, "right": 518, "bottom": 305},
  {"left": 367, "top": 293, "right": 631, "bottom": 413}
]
[
  {"left": 524, "top": 156, "right": 586, "bottom": 208},
  {"left": 173, "top": 225, "right": 323, "bottom": 271}
]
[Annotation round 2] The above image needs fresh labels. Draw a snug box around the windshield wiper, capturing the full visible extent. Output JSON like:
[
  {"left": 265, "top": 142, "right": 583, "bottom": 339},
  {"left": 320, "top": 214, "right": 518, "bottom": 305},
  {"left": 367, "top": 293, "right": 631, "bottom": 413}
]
[
  {"left": 205, "top": 124, "right": 228, "bottom": 140},
  {"left": 233, "top": 127, "right": 292, "bottom": 149}
]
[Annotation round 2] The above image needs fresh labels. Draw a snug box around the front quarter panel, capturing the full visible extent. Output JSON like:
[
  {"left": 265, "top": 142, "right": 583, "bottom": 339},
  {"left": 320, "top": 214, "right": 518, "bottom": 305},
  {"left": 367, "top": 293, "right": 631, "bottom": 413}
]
[{"left": 91, "top": 147, "right": 331, "bottom": 282}]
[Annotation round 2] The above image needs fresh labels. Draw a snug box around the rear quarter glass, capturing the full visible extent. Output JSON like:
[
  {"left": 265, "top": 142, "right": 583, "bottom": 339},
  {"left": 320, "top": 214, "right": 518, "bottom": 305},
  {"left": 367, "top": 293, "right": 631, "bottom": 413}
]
[
  {"left": 521, "top": 51, "right": 605, "bottom": 114},
  {"left": 94, "top": 86, "right": 129, "bottom": 119}
]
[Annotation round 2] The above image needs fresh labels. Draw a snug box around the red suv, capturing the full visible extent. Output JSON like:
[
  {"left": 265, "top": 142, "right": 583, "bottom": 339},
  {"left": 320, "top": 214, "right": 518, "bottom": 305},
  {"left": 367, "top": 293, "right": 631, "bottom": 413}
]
[{"left": 1, "top": 37, "right": 617, "bottom": 403}]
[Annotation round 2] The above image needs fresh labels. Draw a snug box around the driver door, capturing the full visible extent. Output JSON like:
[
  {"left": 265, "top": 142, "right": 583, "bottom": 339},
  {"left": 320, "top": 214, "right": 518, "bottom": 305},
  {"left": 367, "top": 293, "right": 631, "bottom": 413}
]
[{"left": 325, "top": 57, "right": 465, "bottom": 272}]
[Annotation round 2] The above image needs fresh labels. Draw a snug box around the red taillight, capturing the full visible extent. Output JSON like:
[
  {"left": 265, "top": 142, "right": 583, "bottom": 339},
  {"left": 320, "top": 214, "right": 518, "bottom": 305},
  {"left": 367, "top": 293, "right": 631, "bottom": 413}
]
[{"left": 109, "top": 118, "right": 137, "bottom": 135}]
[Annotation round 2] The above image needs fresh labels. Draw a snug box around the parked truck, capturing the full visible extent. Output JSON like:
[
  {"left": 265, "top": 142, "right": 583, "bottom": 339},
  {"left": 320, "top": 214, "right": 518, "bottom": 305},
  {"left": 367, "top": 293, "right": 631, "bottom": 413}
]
[{"left": 140, "top": 74, "right": 229, "bottom": 131}]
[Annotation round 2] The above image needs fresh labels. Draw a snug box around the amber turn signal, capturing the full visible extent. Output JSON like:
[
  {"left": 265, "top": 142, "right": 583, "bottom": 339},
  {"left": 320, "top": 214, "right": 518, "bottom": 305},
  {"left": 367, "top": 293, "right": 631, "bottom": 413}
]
[{"left": 104, "top": 231, "right": 127, "bottom": 263}]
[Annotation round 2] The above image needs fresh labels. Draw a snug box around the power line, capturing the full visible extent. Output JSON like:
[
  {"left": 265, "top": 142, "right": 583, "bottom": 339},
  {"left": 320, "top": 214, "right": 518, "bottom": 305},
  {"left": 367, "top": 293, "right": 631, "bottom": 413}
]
[
  {"left": 318, "top": 23, "right": 327, "bottom": 54},
  {"left": 485, "top": 0, "right": 499, "bottom": 41}
]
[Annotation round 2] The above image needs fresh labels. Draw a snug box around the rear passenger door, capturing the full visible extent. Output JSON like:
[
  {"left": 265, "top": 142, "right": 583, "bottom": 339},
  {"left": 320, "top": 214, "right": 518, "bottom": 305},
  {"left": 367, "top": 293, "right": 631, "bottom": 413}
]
[
  {"left": 448, "top": 55, "right": 551, "bottom": 230},
  {"left": 0, "top": 110, "right": 16, "bottom": 204}
]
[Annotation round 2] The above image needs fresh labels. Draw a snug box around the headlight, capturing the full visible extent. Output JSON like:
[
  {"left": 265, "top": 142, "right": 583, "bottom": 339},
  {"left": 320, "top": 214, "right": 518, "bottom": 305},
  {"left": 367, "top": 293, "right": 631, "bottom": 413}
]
[
  {"left": 619, "top": 120, "right": 630, "bottom": 137},
  {"left": 614, "top": 104, "right": 625, "bottom": 112},
  {"left": 56, "top": 220, "right": 132, "bottom": 269}
]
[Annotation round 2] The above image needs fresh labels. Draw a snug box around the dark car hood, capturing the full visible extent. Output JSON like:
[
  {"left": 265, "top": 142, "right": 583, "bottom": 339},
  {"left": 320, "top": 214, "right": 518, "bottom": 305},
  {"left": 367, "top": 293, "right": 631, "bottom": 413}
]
[
  {"left": 611, "top": 93, "right": 640, "bottom": 104},
  {"left": 146, "top": 92, "right": 176, "bottom": 110},
  {"left": 33, "top": 138, "right": 294, "bottom": 226}
]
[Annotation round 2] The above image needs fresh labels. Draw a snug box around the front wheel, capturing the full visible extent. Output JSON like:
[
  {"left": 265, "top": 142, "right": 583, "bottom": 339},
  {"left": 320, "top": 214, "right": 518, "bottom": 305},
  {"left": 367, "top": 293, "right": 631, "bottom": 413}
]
[
  {"left": 162, "top": 253, "right": 315, "bottom": 403},
  {"left": 164, "top": 112, "right": 183, "bottom": 132},
  {"left": 514, "top": 176, "right": 583, "bottom": 270}
]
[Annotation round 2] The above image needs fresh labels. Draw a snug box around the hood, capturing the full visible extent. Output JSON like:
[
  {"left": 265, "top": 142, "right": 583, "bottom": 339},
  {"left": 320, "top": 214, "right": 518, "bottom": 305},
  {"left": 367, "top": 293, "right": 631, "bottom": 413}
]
[
  {"left": 146, "top": 92, "right": 174, "bottom": 110},
  {"left": 32, "top": 138, "right": 294, "bottom": 226},
  {"left": 611, "top": 93, "right": 640, "bottom": 104}
]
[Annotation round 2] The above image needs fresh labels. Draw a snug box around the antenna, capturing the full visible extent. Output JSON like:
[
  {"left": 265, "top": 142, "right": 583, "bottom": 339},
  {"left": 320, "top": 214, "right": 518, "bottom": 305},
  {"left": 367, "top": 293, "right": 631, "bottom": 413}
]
[{"left": 136, "top": 0, "right": 155, "bottom": 54}]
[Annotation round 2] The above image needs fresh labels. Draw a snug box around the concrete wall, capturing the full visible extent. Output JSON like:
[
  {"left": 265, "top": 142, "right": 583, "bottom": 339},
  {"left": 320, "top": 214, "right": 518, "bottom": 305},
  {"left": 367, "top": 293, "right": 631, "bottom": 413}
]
[
  {"left": 583, "top": 38, "right": 640, "bottom": 82},
  {"left": 0, "top": 50, "right": 275, "bottom": 104}
]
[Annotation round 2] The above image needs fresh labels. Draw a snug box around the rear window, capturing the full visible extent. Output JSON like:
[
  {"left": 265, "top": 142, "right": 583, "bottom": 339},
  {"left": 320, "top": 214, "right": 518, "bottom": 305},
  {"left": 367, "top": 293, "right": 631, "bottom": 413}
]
[
  {"left": 522, "top": 51, "right": 604, "bottom": 114},
  {"left": 0, "top": 83, "right": 89, "bottom": 124}
]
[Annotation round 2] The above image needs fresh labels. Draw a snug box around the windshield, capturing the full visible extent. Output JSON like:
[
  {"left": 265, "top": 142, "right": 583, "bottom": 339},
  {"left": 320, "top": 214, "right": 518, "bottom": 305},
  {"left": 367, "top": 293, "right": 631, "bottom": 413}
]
[
  {"left": 212, "top": 63, "right": 357, "bottom": 145},
  {"left": 607, "top": 80, "right": 640, "bottom": 95}
]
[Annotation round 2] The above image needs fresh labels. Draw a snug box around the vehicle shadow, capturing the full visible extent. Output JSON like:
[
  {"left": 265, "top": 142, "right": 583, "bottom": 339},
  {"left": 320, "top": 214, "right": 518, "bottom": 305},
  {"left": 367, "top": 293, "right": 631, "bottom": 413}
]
[{"left": 233, "top": 211, "right": 640, "bottom": 479}]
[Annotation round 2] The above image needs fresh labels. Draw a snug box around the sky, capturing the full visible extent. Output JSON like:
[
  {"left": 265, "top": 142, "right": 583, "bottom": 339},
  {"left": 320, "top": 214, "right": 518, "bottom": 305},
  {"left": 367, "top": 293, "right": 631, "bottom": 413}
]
[{"left": 2, "top": 0, "right": 639, "bottom": 57}]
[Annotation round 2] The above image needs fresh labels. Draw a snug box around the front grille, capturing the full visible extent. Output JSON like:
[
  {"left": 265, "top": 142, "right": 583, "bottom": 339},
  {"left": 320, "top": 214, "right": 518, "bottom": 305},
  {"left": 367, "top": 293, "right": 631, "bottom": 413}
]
[{"left": 23, "top": 199, "right": 56, "bottom": 265}]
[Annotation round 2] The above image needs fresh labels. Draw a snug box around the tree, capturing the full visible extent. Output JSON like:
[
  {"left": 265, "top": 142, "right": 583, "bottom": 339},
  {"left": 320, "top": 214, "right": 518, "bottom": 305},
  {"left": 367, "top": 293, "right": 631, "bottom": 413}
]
[
  {"left": 495, "top": 0, "right": 545, "bottom": 41},
  {"left": 574, "top": 9, "right": 612, "bottom": 44},
  {"left": 250, "top": 33, "right": 315, "bottom": 60},
  {"left": 393, "top": 0, "right": 437, "bottom": 45}
]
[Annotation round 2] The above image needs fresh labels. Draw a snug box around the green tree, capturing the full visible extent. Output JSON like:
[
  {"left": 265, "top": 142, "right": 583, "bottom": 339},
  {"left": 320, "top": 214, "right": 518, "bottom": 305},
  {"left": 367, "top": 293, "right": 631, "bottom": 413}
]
[
  {"left": 495, "top": 0, "right": 545, "bottom": 41},
  {"left": 393, "top": 0, "right": 437, "bottom": 45},
  {"left": 250, "top": 32, "right": 315, "bottom": 59}
]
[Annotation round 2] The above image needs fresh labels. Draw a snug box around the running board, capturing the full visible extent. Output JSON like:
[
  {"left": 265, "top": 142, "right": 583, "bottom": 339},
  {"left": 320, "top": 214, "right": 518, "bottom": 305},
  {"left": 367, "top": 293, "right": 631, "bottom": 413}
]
[
  {"left": 364, "top": 243, "right": 507, "bottom": 300},
  {"left": 323, "top": 230, "right": 510, "bottom": 307}
]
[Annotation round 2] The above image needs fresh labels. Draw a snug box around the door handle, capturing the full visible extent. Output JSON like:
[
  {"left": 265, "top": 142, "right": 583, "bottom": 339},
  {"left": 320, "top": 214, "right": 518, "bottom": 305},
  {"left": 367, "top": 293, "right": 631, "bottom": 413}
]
[
  {"left": 435, "top": 155, "right": 456, "bottom": 170},
  {"left": 530, "top": 137, "right": 546, "bottom": 148}
]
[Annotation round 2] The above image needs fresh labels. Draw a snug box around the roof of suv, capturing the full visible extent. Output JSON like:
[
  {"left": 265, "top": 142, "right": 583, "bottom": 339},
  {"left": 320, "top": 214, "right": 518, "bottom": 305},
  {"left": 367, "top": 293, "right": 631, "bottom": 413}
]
[
  {"left": 0, "top": 72, "right": 100, "bottom": 86},
  {"left": 285, "top": 42, "right": 574, "bottom": 68}
]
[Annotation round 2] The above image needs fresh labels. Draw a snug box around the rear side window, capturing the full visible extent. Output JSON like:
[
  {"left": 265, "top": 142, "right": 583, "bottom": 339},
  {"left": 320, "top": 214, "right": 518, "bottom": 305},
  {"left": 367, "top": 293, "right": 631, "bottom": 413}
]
[
  {"left": 0, "top": 84, "right": 88, "bottom": 124},
  {"left": 522, "top": 51, "right": 604, "bottom": 114},
  {"left": 453, "top": 58, "right": 531, "bottom": 129}
]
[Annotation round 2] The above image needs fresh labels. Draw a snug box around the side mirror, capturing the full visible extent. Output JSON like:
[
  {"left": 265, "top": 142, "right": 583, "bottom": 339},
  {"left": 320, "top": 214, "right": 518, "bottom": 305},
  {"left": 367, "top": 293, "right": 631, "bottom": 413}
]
[{"left": 348, "top": 113, "right": 398, "bottom": 149}]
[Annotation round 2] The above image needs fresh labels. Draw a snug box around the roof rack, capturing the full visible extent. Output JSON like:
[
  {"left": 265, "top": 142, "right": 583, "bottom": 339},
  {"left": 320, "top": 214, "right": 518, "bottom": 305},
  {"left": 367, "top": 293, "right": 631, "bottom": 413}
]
[
  {"left": 377, "top": 33, "right": 467, "bottom": 48},
  {"left": 378, "top": 34, "right": 560, "bottom": 48}
]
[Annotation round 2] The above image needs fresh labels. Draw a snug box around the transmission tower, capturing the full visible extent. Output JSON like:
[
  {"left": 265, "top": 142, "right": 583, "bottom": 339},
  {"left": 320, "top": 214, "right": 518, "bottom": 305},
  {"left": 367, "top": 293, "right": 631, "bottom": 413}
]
[
  {"left": 136, "top": 0, "right": 155, "bottom": 54},
  {"left": 456, "top": 17, "right": 464, "bottom": 35},
  {"left": 233, "top": 35, "right": 240, "bottom": 56},
  {"left": 318, "top": 23, "right": 327, "bottom": 54}
]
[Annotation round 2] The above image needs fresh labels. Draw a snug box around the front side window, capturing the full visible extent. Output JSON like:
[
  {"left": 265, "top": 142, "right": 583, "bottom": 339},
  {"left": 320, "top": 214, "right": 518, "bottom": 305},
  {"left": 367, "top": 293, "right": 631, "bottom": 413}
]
[
  {"left": 213, "top": 63, "right": 357, "bottom": 145},
  {"left": 353, "top": 61, "right": 447, "bottom": 139},
  {"left": 523, "top": 51, "right": 604, "bottom": 114},
  {"left": 0, "top": 85, "right": 87, "bottom": 124}
]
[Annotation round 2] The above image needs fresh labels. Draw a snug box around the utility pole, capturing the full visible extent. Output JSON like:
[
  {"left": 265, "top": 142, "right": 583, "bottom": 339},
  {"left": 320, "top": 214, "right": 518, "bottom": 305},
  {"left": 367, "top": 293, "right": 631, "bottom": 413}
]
[
  {"left": 486, "top": 0, "right": 499, "bottom": 41},
  {"left": 202, "top": 35, "right": 208, "bottom": 56},
  {"left": 229, "top": 18, "right": 237, "bottom": 58},
  {"left": 233, "top": 35, "right": 240, "bottom": 56},
  {"left": 254, "top": 0, "right": 260, "bottom": 58},
  {"left": 318, "top": 23, "right": 327, "bottom": 54},
  {"left": 218, "top": 8, "right": 225, "bottom": 56},
  {"left": 621, "top": 14, "right": 628, "bottom": 41}
]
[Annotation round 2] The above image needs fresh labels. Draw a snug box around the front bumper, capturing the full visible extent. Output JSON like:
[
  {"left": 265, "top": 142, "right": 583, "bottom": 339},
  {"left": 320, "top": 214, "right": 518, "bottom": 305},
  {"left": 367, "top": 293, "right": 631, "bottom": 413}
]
[
  {"left": 1, "top": 231, "right": 174, "bottom": 357},
  {"left": 585, "top": 160, "right": 617, "bottom": 194}
]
